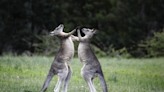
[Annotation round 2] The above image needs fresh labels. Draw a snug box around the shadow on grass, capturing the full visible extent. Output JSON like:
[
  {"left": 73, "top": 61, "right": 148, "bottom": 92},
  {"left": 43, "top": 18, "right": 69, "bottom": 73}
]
[
  {"left": 108, "top": 71, "right": 118, "bottom": 82},
  {"left": 24, "top": 90, "right": 32, "bottom": 92}
]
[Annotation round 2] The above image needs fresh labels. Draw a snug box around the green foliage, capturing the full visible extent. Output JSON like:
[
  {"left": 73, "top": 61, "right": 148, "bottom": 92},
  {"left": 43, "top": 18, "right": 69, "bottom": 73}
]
[
  {"left": 94, "top": 42, "right": 132, "bottom": 58},
  {"left": 90, "top": 44, "right": 106, "bottom": 57},
  {"left": 0, "top": 56, "right": 164, "bottom": 92},
  {"left": 139, "top": 30, "right": 164, "bottom": 57},
  {"left": 33, "top": 31, "right": 60, "bottom": 56},
  {"left": 0, "top": 0, "right": 164, "bottom": 57}
]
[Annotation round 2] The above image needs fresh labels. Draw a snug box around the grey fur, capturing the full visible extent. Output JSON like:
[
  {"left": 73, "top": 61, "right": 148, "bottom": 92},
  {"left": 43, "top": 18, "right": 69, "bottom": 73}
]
[
  {"left": 40, "top": 24, "right": 76, "bottom": 92},
  {"left": 77, "top": 28, "right": 108, "bottom": 92}
]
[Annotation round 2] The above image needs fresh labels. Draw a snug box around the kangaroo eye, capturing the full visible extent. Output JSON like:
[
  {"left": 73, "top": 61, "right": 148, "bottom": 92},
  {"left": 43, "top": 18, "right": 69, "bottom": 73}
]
[{"left": 56, "top": 28, "right": 59, "bottom": 30}]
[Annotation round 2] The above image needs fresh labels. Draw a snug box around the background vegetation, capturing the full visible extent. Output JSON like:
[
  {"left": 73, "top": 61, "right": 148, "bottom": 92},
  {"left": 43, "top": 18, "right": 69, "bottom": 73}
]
[
  {"left": 0, "top": 0, "right": 164, "bottom": 57},
  {"left": 0, "top": 56, "right": 164, "bottom": 92}
]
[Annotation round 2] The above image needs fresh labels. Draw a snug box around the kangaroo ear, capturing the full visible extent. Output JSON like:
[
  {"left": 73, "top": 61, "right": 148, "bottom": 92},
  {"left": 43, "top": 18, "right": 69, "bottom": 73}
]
[{"left": 92, "top": 29, "right": 99, "bottom": 34}]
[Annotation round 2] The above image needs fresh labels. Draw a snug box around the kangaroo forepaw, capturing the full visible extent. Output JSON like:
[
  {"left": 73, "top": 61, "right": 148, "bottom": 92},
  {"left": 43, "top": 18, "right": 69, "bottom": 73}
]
[{"left": 76, "top": 26, "right": 80, "bottom": 30}]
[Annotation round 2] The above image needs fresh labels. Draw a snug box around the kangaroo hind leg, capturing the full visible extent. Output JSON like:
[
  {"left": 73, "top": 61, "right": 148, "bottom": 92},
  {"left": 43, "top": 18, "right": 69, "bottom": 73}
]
[
  {"left": 81, "top": 72, "right": 97, "bottom": 92},
  {"left": 54, "top": 68, "right": 68, "bottom": 92},
  {"left": 62, "top": 65, "right": 72, "bottom": 92}
]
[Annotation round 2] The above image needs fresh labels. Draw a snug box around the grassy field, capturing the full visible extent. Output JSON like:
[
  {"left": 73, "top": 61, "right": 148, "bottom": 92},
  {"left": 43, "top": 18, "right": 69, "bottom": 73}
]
[{"left": 0, "top": 56, "right": 164, "bottom": 92}]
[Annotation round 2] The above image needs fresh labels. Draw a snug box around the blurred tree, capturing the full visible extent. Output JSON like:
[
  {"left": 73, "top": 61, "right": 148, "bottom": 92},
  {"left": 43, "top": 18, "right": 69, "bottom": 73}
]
[{"left": 0, "top": 0, "right": 164, "bottom": 57}]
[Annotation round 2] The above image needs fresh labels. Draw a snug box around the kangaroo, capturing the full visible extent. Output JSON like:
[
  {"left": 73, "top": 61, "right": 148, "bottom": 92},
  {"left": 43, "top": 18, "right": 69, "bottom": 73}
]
[
  {"left": 40, "top": 24, "right": 77, "bottom": 92},
  {"left": 77, "top": 28, "right": 108, "bottom": 92}
]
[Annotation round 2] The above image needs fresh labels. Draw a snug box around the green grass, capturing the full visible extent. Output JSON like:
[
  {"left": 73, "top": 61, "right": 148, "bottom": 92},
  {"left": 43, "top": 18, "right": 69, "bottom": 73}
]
[{"left": 0, "top": 56, "right": 164, "bottom": 92}]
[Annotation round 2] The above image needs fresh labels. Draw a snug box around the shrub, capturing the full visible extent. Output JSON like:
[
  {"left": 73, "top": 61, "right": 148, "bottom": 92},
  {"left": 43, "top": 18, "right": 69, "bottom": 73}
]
[
  {"left": 139, "top": 29, "right": 164, "bottom": 57},
  {"left": 33, "top": 30, "right": 60, "bottom": 56}
]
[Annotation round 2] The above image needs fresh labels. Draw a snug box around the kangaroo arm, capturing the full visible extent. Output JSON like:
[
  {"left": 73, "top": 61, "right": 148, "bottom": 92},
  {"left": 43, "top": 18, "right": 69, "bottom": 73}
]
[
  {"left": 64, "top": 29, "right": 76, "bottom": 38},
  {"left": 71, "top": 35, "right": 79, "bottom": 41},
  {"left": 77, "top": 29, "right": 83, "bottom": 42}
]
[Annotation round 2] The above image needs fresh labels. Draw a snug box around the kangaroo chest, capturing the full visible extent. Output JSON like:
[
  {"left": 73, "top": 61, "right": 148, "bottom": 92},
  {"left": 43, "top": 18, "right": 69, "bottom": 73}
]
[
  {"left": 78, "top": 43, "right": 93, "bottom": 64},
  {"left": 57, "top": 37, "right": 74, "bottom": 63}
]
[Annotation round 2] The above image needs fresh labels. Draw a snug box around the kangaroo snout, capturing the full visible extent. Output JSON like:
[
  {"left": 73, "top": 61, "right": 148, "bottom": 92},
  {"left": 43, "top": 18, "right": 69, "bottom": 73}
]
[
  {"left": 59, "top": 24, "right": 64, "bottom": 27},
  {"left": 82, "top": 28, "right": 86, "bottom": 30},
  {"left": 49, "top": 31, "right": 55, "bottom": 36}
]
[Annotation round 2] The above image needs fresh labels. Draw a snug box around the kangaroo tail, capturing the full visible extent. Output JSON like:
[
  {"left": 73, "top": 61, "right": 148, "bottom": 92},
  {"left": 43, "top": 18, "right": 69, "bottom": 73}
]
[
  {"left": 98, "top": 73, "right": 108, "bottom": 92},
  {"left": 40, "top": 71, "right": 54, "bottom": 92}
]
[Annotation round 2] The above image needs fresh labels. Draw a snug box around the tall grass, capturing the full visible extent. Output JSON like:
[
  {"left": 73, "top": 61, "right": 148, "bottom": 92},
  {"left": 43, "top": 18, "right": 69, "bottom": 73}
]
[{"left": 0, "top": 56, "right": 164, "bottom": 92}]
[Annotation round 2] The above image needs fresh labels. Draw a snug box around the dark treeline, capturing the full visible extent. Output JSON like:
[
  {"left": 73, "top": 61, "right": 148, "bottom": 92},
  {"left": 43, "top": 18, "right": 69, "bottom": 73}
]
[{"left": 0, "top": 0, "right": 164, "bottom": 57}]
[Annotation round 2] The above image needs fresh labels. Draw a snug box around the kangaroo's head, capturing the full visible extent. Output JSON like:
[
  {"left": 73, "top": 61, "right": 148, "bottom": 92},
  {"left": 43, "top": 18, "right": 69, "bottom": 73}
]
[
  {"left": 49, "top": 24, "right": 76, "bottom": 38},
  {"left": 78, "top": 28, "right": 99, "bottom": 43},
  {"left": 49, "top": 24, "right": 64, "bottom": 36},
  {"left": 82, "top": 28, "right": 99, "bottom": 39}
]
